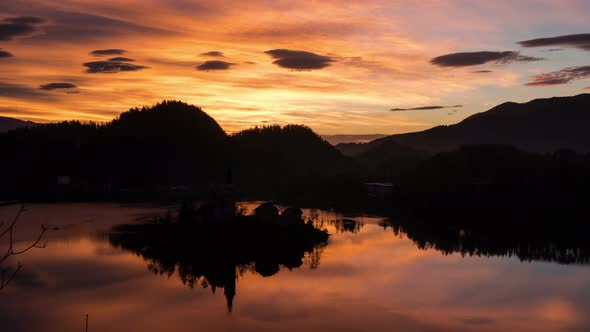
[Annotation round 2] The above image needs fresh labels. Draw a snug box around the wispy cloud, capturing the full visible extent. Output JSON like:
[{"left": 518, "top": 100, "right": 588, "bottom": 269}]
[
  {"left": 431, "top": 51, "right": 542, "bottom": 67},
  {"left": 0, "top": 16, "right": 43, "bottom": 41},
  {"left": 196, "top": 60, "right": 235, "bottom": 71},
  {"left": 201, "top": 51, "right": 224, "bottom": 57},
  {"left": 0, "top": 82, "right": 52, "bottom": 99},
  {"left": 518, "top": 34, "right": 590, "bottom": 51},
  {"left": 390, "top": 105, "right": 462, "bottom": 112},
  {"left": 90, "top": 49, "right": 127, "bottom": 56},
  {"left": 0, "top": 49, "right": 13, "bottom": 58},
  {"left": 108, "top": 57, "right": 135, "bottom": 62},
  {"left": 265, "top": 49, "right": 334, "bottom": 70},
  {"left": 525, "top": 66, "right": 590, "bottom": 86},
  {"left": 39, "top": 83, "right": 77, "bottom": 90},
  {"left": 83, "top": 60, "right": 148, "bottom": 73}
]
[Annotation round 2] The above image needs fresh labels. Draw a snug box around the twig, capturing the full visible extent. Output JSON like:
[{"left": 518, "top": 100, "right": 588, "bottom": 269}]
[{"left": 0, "top": 205, "right": 47, "bottom": 290}]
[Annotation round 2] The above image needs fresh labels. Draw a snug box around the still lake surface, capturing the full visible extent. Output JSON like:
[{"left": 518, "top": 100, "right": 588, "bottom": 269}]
[{"left": 1, "top": 203, "right": 589, "bottom": 332}]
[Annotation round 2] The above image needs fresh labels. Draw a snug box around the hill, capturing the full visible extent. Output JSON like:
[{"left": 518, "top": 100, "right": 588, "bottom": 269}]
[
  {"left": 0, "top": 101, "right": 358, "bottom": 201},
  {"left": 0, "top": 116, "right": 35, "bottom": 132},
  {"left": 232, "top": 125, "right": 360, "bottom": 203},
  {"left": 322, "top": 134, "right": 387, "bottom": 145},
  {"left": 338, "top": 94, "right": 590, "bottom": 156},
  {"left": 233, "top": 124, "right": 356, "bottom": 178}
]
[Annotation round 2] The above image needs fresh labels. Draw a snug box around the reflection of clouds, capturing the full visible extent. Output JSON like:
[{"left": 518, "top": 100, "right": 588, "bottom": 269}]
[{"left": 1, "top": 204, "right": 590, "bottom": 331}]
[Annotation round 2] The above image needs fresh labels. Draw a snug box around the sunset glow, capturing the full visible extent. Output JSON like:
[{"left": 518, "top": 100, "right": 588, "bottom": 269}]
[{"left": 1, "top": 1, "right": 590, "bottom": 134}]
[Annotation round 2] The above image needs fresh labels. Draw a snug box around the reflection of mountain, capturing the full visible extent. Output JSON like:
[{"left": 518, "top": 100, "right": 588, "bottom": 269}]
[
  {"left": 339, "top": 94, "right": 590, "bottom": 158},
  {"left": 109, "top": 221, "right": 327, "bottom": 312},
  {"left": 384, "top": 219, "right": 590, "bottom": 265}
]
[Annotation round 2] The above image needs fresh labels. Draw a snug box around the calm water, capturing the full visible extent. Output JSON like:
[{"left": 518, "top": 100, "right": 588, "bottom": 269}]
[{"left": 1, "top": 203, "right": 589, "bottom": 332}]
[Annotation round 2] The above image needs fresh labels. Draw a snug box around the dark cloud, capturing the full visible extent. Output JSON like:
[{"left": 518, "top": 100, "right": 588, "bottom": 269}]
[
  {"left": 4, "top": 16, "right": 44, "bottom": 24},
  {"left": 39, "top": 82, "right": 77, "bottom": 90},
  {"left": 265, "top": 49, "right": 334, "bottom": 70},
  {"left": 518, "top": 34, "right": 590, "bottom": 51},
  {"left": 0, "top": 82, "right": 52, "bottom": 99},
  {"left": 90, "top": 49, "right": 126, "bottom": 56},
  {"left": 525, "top": 66, "right": 590, "bottom": 86},
  {"left": 108, "top": 57, "right": 135, "bottom": 62},
  {"left": 201, "top": 51, "right": 224, "bottom": 57},
  {"left": 0, "top": 16, "right": 43, "bottom": 41},
  {"left": 19, "top": 9, "right": 175, "bottom": 43},
  {"left": 431, "top": 51, "right": 542, "bottom": 67},
  {"left": 0, "top": 49, "right": 13, "bottom": 58},
  {"left": 83, "top": 60, "right": 148, "bottom": 74},
  {"left": 391, "top": 105, "right": 463, "bottom": 112},
  {"left": 196, "top": 60, "right": 235, "bottom": 71},
  {"left": 545, "top": 48, "right": 564, "bottom": 52},
  {"left": 472, "top": 70, "right": 493, "bottom": 73}
]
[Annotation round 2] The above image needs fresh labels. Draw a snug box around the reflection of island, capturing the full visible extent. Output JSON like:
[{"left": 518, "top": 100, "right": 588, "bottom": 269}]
[
  {"left": 383, "top": 219, "right": 590, "bottom": 265},
  {"left": 327, "top": 219, "right": 364, "bottom": 234},
  {"left": 109, "top": 203, "right": 328, "bottom": 312}
]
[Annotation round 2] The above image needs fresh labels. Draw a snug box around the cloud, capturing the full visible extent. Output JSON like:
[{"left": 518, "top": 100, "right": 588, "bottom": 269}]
[
  {"left": 108, "top": 57, "right": 135, "bottom": 62},
  {"left": 545, "top": 48, "right": 564, "bottom": 52},
  {"left": 584, "top": 87, "right": 590, "bottom": 91},
  {"left": 0, "top": 49, "right": 13, "bottom": 58},
  {"left": 196, "top": 60, "right": 235, "bottom": 71},
  {"left": 83, "top": 60, "right": 148, "bottom": 73},
  {"left": 0, "top": 82, "right": 52, "bottom": 99},
  {"left": 0, "top": 16, "right": 43, "bottom": 41},
  {"left": 390, "top": 105, "right": 463, "bottom": 111},
  {"left": 39, "top": 82, "right": 77, "bottom": 90},
  {"left": 201, "top": 51, "right": 224, "bottom": 57},
  {"left": 3, "top": 16, "right": 44, "bottom": 24},
  {"left": 265, "top": 49, "right": 334, "bottom": 70},
  {"left": 430, "top": 51, "right": 542, "bottom": 67},
  {"left": 472, "top": 70, "right": 493, "bottom": 73},
  {"left": 518, "top": 34, "right": 590, "bottom": 51},
  {"left": 525, "top": 66, "right": 590, "bottom": 86},
  {"left": 24, "top": 11, "right": 173, "bottom": 43},
  {"left": 90, "top": 49, "right": 127, "bottom": 56}
]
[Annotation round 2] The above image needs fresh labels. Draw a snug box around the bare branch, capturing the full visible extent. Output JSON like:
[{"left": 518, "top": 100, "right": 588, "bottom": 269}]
[
  {"left": 0, "top": 205, "right": 23, "bottom": 239},
  {"left": 11, "top": 225, "right": 47, "bottom": 255},
  {"left": 0, "top": 205, "right": 46, "bottom": 291},
  {"left": 0, "top": 262, "right": 22, "bottom": 290}
]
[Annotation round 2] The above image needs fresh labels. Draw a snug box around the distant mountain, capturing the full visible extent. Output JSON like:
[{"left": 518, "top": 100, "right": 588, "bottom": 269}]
[
  {"left": 338, "top": 94, "right": 590, "bottom": 156},
  {"left": 0, "top": 116, "right": 35, "bottom": 132},
  {"left": 322, "top": 134, "right": 387, "bottom": 145}
]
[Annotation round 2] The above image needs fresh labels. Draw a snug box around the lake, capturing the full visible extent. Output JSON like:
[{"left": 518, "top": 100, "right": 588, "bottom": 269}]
[{"left": 1, "top": 203, "right": 589, "bottom": 332}]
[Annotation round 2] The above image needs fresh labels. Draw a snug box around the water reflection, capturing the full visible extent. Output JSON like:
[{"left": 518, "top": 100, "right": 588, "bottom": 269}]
[
  {"left": 109, "top": 220, "right": 327, "bottom": 312},
  {"left": 384, "top": 219, "right": 590, "bottom": 265},
  {"left": 326, "top": 218, "right": 364, "bottom": 234},
  {"left": 2, "top": 203, "right": 590, "bottom": 332}
]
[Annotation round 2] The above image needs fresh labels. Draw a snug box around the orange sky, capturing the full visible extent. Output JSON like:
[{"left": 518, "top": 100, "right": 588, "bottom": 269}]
[{"left": 1, "top": 0, "right": 590, "bottom": 134}]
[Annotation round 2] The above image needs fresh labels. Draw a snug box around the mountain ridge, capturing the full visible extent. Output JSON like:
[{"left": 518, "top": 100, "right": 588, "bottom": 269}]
[
  {"left": 337, "top": 93, "right": 590, "bottom": 157},
  {"left": 0, "top": 116, "right": 35, "bottom": 132}
]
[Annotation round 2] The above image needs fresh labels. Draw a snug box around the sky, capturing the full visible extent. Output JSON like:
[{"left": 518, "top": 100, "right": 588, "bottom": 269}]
[{"left": 0, "top": 0, "right": 589, "bottom": 135}]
